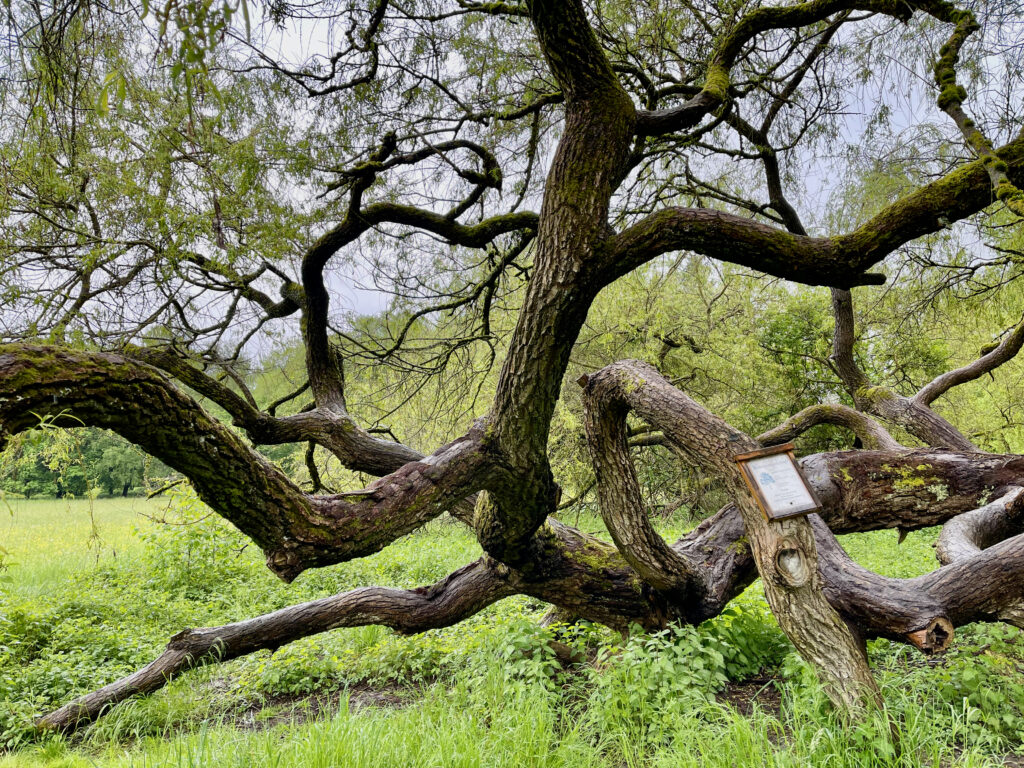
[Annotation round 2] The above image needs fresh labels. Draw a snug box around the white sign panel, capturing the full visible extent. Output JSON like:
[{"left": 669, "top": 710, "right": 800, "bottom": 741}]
[{"left": 742, "top": 452, "right": 818, "bottom": 518}]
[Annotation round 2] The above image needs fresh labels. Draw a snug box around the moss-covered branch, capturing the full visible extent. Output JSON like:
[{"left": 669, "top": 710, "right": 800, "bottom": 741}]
[
  {"left": 604, "top": 130, "right": 1024, "bottom": 288},
  {"left": 636, "top": 0, "right": 914, "bottom": 135},
  {"left": 0, "top": 345, "right": 492, "bottom": 581},
  {"left": 927, "top": 2, "right": 1024, "bottom": 216},
  {"left": 758, "top": 404, "right": 902, "bottom": 450}
]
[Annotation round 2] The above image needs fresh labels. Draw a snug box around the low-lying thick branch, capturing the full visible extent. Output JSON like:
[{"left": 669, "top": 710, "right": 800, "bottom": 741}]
[
  {"left": 581, "top": 370, "right": 706, "bottom": 609},
  {"left": 38, "top": 559, "right": 516, "bottom": 734},
  {"left": 935, "top": 487, "right": 1024, "bottom": 566},
  {"left": 32, "top": 441, "right": 1024, "bottom": 734},
  {"left": 934, "top": 488, "right": 1024, "bottom": 628},
  {"left": 580, "top": 360, "right": 883, "bottom": 712}
]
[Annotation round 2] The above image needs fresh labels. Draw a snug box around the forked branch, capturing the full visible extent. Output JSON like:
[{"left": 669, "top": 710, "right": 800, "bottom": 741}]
[
  {"left": 915, "top": 317, "right": 1024, "bottom": 407},
  {"left": 579, "top": 360, "right": 882, "bottom": 712},
  {"left": 0, "top": 346, "right": 492, "bottom": 581},
  {"left": 829, "top": 288, "right": 977, "bottom": 451}
]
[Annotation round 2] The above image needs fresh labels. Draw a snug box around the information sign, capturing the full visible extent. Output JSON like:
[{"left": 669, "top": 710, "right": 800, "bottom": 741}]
[{"left": 734, "top": 443, "right": 820, "bottom": 521}]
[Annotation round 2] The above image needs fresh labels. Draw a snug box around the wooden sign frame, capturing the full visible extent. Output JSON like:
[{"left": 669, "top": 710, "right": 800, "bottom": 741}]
[{"left": 734, "top": 442, "right": 821, "bottom": 522}]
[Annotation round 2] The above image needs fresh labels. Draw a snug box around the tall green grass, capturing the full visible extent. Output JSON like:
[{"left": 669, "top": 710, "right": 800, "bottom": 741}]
[
  {"left": 0, "top": 497, "right": 163, "bottom": 598},
  {"left": 0, "top": 495, "right": 1022, "bottom": 767},
  {"left": 1, "top": 673, "right": 1012, "bottom": 768}
]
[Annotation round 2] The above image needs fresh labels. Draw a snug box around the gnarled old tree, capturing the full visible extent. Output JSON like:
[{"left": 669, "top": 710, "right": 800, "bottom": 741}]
[{"left": 1, "top": 0, "right": 1024, "bottom": 732}]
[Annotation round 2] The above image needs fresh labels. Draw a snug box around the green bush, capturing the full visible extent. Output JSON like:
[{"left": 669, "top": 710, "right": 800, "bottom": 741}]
[{"left": 133, "top": 488, "right": 254, "bottom": 598}]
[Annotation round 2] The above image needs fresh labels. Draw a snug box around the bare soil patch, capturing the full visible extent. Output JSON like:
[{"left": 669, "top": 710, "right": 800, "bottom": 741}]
[
  {"left": 716, "top": 676, "right": 782, "bottom": 718},
  {"left": 232, "top": 683, "right": 418, "bottom": 731}
]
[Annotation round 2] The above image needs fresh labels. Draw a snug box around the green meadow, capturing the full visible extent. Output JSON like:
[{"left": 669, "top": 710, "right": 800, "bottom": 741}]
[
  {"left": 0, "top": 498, "right": 164, "bottom": 599},
  {"left": 1, "top": 494, "right": 1023, "bottom": 767}
]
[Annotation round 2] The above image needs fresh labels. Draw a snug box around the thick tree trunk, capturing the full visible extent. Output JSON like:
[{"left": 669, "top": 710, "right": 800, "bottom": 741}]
[{"left": 581, "top": 360, "right": 882, "bottom": 713}]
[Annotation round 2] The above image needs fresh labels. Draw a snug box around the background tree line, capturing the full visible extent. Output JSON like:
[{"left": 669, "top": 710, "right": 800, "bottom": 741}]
[{"left": 0, "top": 427, "right": 171, "bottom": 499}]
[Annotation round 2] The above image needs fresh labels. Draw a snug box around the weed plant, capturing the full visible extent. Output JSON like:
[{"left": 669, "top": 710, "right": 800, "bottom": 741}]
[{"left": 0, "top": 490, "right": 1022, "bottom": 766}]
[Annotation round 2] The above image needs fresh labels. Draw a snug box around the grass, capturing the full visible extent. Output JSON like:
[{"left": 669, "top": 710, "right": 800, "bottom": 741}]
[
  {"left": 0, "top": 493, "right": 1023, "bottom": 767},
  {"left": 0, "top": 675, "right": 1013, "bottom": 768},
  {"left": 0, "top": 497, "right": 163, "bottom": 598}
]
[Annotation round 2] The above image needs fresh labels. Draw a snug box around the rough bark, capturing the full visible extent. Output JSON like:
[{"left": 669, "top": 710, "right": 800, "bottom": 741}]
[
  {"left": 758, "top": 404, "right": 902, "bottom": 451},
  {"left": 38, "top": 559, "right": 516, "bottom": 733},
  {"left": 830, "top": 289, "right": 978, "bottom": 452},
  {"left": 7, "top": 0, "right": 1024, "bottom": 737},
  {"left": 477, "top": 0, "right": 637, "bottom": 565},
  {"left": 0, "top": 346, "right": 492, "bottom": 581},
  {"left": 581, "top": 360, "right": 882, "bottom": 713}
]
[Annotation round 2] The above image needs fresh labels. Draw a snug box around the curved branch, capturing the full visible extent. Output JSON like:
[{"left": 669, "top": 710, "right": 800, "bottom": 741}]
[
  {"left": 580, "top": 360, "right": 881, "bottom": 712},
  {"left": 0, "top": 346, "right": 491, "bottom": 581},
  {"left": 178, "top": 253, "right": 301, "bottom": 320},
  {"left": 304, "top": 205, "right": 539, "bottom": 278},
  {"left": 38, "top": 559, "right": 516, "bottom": 734},
  {"left": 125, "top": 346, "right": 423, "bottom": 476},
  {"left": 809, "top": 517, "right": 954, "bottom": 653},
  {"left": 0, "top": 345, "right": 312, "bottom": 556},
  {"left": 928, "top": 5, "right": 1024, "bottom": 216},
  {"left": 915, "top": 317, "right": 1024, "bottom": 406},
  {"left": 936, "top": 487, "right": 1024, "bottom": 567},
  {"left": 298, "top": 127, "right": 538, "bottom": 413},
  {"left": 757, "top": 403, "right": 902, "bottom": 450},
  {"left": 604, "top": 133, "right": 1024, "bottom": 288},
  {"left": 300, "top": 204, "right": 538, "bottom": 413},
  {"left": 581, "top": 370, "right": 705, "bottom": 605},
  {"left": 816, "top": 485, "right": 1024, "bottom": 650},
  {"left": 925, "top": 531, "right": 1024, "bottom": 630},
  {"left": 636, "top": 1, "right": 911, "bottom": 136},
  {"left": 830, "top": 289, "right": 976, "bottom": 451}
]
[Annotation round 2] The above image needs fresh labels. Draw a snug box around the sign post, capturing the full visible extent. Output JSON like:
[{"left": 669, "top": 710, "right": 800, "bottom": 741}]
[{"left": 734, "top": 442, "right": 820, "bottom": 522}]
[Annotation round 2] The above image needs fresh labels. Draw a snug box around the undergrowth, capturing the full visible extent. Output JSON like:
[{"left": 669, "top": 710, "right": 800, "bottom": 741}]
[{"left": 0, "top": 490, "right": 1022, "bottom": 766}]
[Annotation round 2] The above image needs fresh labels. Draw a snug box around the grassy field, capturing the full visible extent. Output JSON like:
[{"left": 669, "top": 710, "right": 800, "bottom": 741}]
[
  {"left": 0, "top": 497, "right": 164, "bottom": 599},
  {"left": 0, "top": 493, "right": 1022, "bottom": 767}
]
